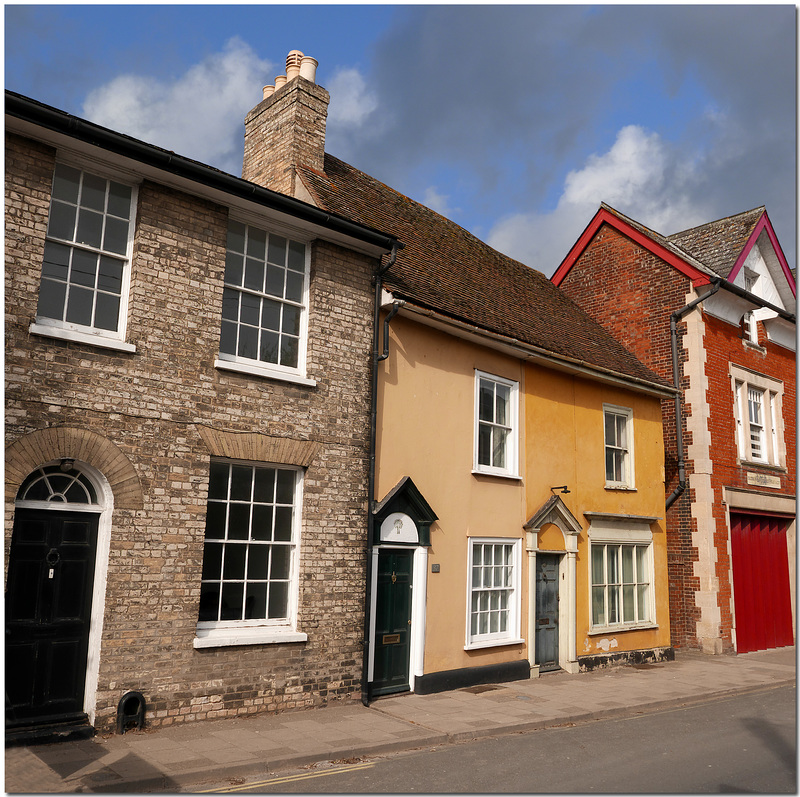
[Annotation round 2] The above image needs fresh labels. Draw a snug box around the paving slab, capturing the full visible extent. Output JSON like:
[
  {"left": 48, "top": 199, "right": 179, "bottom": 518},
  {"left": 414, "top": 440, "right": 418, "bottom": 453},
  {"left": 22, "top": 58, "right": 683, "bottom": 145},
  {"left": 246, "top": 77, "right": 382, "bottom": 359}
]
[{"left": 6, "top": 646, "right": 795, "bottom": 793}]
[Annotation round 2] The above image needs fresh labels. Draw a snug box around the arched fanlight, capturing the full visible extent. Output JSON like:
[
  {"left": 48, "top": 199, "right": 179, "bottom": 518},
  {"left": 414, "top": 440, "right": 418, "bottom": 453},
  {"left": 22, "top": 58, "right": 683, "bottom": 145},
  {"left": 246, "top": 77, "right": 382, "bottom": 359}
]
[{"left": 17, "top": 464, "right": 98, "bottom": 504}]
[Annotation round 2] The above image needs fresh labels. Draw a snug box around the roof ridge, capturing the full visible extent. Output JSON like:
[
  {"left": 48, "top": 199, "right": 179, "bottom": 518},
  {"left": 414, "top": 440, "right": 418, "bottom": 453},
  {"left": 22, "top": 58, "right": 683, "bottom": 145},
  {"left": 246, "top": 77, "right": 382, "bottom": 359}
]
[{"left": 666, "top": 206, "right": 765, "bottom": 240}]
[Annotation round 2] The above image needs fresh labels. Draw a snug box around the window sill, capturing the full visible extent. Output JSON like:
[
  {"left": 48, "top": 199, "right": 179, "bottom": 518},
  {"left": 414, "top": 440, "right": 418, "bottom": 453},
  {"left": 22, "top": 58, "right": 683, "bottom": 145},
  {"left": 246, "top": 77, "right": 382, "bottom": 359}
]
[
  {"left": 30, "top": 322, "right": 136, "bottom": 353},
  {"left": 587, "top": 623, "right": 658, "bottom": 636},
  {"left": 215, "top": 358, "right": 316, "bottom": 387},
  {"left": 738, "top": 460, "right": 786, "bottom": 473},
  {"left": 193, "top": 627, "right": 308, "bottom": 648},
  {"left": 471, "top": 470, "right": 523, "bottom": 482},
  {"left": 464, "top": 637, "right": 524, "bottom": 651},
  {"left": 604, "top": 484, "right": 637, "bottom": 492}
]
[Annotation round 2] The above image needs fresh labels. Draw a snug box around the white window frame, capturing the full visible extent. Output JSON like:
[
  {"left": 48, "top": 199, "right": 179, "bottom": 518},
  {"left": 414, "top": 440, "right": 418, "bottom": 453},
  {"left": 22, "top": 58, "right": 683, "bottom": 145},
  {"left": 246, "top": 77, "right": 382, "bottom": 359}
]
[
  {"left": 215, "top": 218, "right": 315, "bottom": 387},
  {"left": 588, "top": 524, "right": 656, "bottom": 633},
  {"left": 742, "top": 269, "right": 759, "bottom": 344},
  {"left": 731, "top": 365, "right": 785, "bottom": 468},
  {"left": 29, "top": 160, "right": 137, "bottom": 353},
  {"left": 194, "top": 459, "right": 307, "bottom": 648},
  {"left": 465, "top": 537, "right": 523, "bottom": 650},
  {"left": 603, "top": 404, "right": 635, "bottom": 489},
  {"left": 473, "top": 371, "right": 519, "bottom": 478}
]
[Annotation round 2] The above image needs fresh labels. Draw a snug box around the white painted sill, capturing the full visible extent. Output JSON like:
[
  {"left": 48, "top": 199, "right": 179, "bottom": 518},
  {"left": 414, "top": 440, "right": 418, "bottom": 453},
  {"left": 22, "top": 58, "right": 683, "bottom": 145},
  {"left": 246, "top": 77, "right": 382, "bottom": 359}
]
[
  {"left": 471, "top": 469, "right": 523, "bottom": 482},
  {"left": 604, "top": 484, "right": 637, "bottom": 492},
  {"left": 587, "top": 623, "right": 658, "bottom": 636},
  {"left": 215, "top": 358, "right": 317, "bottom": 388},
  {"left": 30, "top": 322, "right": 136, "bottom": 353},
  {"left": 464, "top": 636, "right": 525, "bottom": 651},
  {"left": 193, "top": 627, "right": 308, "bottom": 648}
]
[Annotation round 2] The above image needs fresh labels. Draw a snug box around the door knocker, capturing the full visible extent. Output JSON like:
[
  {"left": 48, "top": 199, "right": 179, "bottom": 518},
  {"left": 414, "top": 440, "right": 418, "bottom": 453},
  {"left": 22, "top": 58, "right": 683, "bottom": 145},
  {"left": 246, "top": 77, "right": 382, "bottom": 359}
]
[{"left": 45, "top": 548, "right": 61, "bottom": 567}]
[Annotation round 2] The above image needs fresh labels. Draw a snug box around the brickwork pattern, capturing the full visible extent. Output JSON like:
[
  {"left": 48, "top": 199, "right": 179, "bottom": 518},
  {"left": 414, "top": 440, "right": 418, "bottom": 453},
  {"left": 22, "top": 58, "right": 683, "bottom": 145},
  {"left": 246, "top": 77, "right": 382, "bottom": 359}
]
[
  {"left": 5, "top": 133, "right": 377, "bottom": 731},
  {"left": 242, "top": 78, "right": 330, "bottom": 194}
]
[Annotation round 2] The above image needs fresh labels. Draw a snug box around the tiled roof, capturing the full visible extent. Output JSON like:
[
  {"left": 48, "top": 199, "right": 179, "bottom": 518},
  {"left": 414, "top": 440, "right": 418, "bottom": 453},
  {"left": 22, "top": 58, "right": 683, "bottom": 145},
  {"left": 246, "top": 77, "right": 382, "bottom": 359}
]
[
  {"left": 299, "top": 155, "right": 671, "bottom": 391},
  {"left": 666, "top": 207, "right": 765, "bottom": 278}
]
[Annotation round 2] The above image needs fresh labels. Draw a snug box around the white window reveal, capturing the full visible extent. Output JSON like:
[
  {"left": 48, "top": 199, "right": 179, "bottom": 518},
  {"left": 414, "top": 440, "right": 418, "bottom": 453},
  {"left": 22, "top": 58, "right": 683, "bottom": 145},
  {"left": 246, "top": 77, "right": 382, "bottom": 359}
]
[
  {"left": 731, "top": 366, "right": 784, "bottom": 467},
  {"left": 603, "top": 405, "right": 634, "bottom": 488},
  {"left": 466, "top": 538, "right": 523, "bottom": 649},
  {"left": 195, "top": 460, "right": 307, "bottom": 647},
  {"left": 474, "top": 371, "right": 519, "bottom": 478},
  {"left": 31, "top": 163, "right": 136, "bottom": 351},
  {"left": 216, "top": 220, "right": 313, "bottom": 386}
]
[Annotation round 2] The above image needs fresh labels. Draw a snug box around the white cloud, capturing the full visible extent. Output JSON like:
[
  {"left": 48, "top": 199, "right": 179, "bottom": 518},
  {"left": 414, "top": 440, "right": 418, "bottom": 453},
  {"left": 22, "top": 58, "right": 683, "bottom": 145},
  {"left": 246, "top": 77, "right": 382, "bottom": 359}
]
[
  {"left": 488, "top": 125, "right": 714, "bottom": 275},
  {"left": 327, "top": 67, "right": 378, "bottom": 128},
  {"left": 82, "top": 38, "right": 270, "bottom": 175},
  {"left": 422, "top": 186, "right": 455, "bottom": 218}
]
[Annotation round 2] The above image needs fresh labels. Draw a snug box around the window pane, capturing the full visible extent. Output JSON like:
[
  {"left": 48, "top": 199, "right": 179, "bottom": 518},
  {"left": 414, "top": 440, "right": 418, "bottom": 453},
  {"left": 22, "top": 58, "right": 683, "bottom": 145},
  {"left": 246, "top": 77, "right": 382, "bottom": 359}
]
[
  {"left": 237, "top": 324, "right": 258, "bottom": 359},
  {"left": 260, "top": 330, "right": 279, "bottom": 364},
  {"left": 42, "top": 241, "right": 70, "bottom": 280},
  {"left": 245, "top": 584, "right": 267, "bottom": 619},
  {"left": 198, "top": 584, "right": 220, "bottom": 621},
  {"left": 208, "top": 461, "right": 229, "bottom": 500},
  {"left": 230, "top": 465, "right": 252, "bottom": 501},
  {"left": 265, "top": 264, "right": 285, "bottom": 297},
  {"left": 636, "top": 546, "right": 647, "bottom": 581},
  {"left": 492, "top": 427, "right": 507, "bottom": 469},
  {"left": 479, "top": 381, "right": 494, "bottom": 421},
  {"left": 495, "top": 385, "right": 509, "bottom": 425},
  {"left": 71, "top": 248, "right": 97, "bottom": 287},
  {"left": 622, "top": 546, "right": 634, "bottom": 583},
  {"left": 65, "top": 285, "right": 94, "bottom": 326},
  {"left": 273, "top": 507, "right": 293, "bottom": 541},
  {"left": 608, "top": 585, "right": 619, "bottom": 624},
  {"left": 240, "top": 292, "right": 260, "bottom": 326},
  {"left": 285, "top": 270, "right": 304, "bottom": 303},
  {"left": 220, "top": 582, "right": 244, "bottom": 620},
  {"left": 76, "top": 208, "right": 103, "bottom": 249},
  {"left": 280, "top": 336, "right": 299, "bottom": 368},
  {"left": 103, "top": 215, "right": 129, "bottom": 255},
  {"left": 591, "top": 546, "right": 604, "bottom": 585},
  {"left": 97, "top": 256, "right": 123, "bottom": 293},
  {"left": 201, "top": 542, "right": 223, "bottom": 580},
  {"left": 287, "top": 240, "right": 305, "bottom": 271},
  {"left": 246, "top": 546, "right": 269, "bottom": 579},
  {"left": 276, "top": 470, "right": 295, "bottom": 504},
  {"left": 606, "top": 546, "right": 619, "bottom": 583},
  {"left": 107, "top": 181, "right": 132, "bottom": 219},
  {"left": 615, "top": 415, "right": 627, "bottom": 448},
  {"left": 37, "top": 279, "right": 66, "bottom": 321},
  {"left": 604, "top": 412, "right": 616, "bottom": 446},
  {"left": 244, "top": 257, "right": 265, "bottom": 292},
  {"left": 222, "top": 544, "right": 246, "bottom": 580},
  {"left": 246, "top": 227, "right": 267, "bottom": 260},
  {"left": 253, "top": 467, "right": 276, "bottom": 503},
  {"left": 205, "top": 502, "right": 227, "bottom": 540},
  {"left": 592, "top": 585, "right": 605, "bottom": 625},
  {"left": 267, "top": 235, "right": 286, "bottom": 265},
  {"left": 94, "top": 292, "right": 120, "bottom": 331},
  {"left": 478, "top": 424, "right": 492, "bottom": 466},
  {"left": 48, "top": 201, "right": 77, "bottom": 241},
  {"left": 225, "top": 252, "right": 244, "bottom": 286},
  {"left": 283, "top": 305, "right": 301, "bottom": 336},
  {"left": 623, "top": 585, "right": 635, "bottom": 622},
  {"left": 227, "top": 504, "right": 250, "bottom": 540},
  {"left": 219, "top": 321, "right": 237, "bottom": 355},
  {"left": 251, "top": 505, "right": 273, "bottom": 540},
  {"left": 81, "top": 172, "right": 107, "bottom": 211},
  {"left": 52, "top": 164, "right": 81, "bottom": 203},
  {"left": 267, "top": 582, "right": 289, "bottom": 619},
  {"left": 262, "top": 298, "right": 281, "bottom": 331},
  {"left": 637, "top": 584, "right": 649, "bottom": 622},
  {"left": 270, "top": 545, "right": 291, "bottom": 580},
  {"left": 227, "top": 220, "right": 246, "bottom": 253}
]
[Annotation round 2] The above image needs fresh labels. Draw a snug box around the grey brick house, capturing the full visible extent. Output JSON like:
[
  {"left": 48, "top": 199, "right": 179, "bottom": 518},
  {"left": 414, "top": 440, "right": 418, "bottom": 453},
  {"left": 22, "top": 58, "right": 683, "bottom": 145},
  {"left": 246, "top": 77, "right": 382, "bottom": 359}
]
[{"left": 5, "top": 86, "right": 397, "bottom": 739}]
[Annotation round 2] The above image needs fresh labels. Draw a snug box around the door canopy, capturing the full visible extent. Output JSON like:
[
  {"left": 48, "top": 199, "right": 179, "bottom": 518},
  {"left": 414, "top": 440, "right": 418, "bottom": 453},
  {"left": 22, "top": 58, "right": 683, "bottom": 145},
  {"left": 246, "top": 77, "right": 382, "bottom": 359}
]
[{"left": 373, "top": 477, "right": 438, "bottom": 546}]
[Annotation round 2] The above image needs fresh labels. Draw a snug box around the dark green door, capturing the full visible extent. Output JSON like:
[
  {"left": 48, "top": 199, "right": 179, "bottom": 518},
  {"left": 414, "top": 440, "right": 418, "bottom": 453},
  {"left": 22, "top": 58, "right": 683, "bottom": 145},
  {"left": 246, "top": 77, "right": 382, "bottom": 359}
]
[
  {"left": 371, "top": 548, "right": 413, "bottom": 696},
  {"left": 5, "top": 509, "right": 99, "bottom": 728},
  {"left": 535, "top": 554, "right": 560, "bottom": 672}
]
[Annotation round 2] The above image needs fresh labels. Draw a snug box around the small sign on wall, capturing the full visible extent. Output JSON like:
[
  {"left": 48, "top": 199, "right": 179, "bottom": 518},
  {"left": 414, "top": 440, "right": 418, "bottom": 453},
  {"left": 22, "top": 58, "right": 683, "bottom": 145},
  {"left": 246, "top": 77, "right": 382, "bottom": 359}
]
[{"left": 746, "top": 471, "right": 782, "bottom": 489}]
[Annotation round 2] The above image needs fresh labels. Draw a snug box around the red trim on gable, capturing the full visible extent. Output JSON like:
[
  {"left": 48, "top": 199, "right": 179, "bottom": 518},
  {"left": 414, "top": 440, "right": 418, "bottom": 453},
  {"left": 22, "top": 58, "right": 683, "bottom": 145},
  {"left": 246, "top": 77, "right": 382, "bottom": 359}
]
[
  {"left": 727, "top": 211, "right": 796, "bottom": 298},
  {"left": 552, "top": 207, "right": 712, "bottom": 287}
]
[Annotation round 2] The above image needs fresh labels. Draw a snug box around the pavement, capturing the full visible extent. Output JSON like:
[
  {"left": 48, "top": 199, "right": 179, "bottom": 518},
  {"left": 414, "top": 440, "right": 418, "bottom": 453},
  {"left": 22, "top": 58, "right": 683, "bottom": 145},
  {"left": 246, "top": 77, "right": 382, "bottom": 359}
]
[{"left": 5, "top": 646, "right": 796, "bottom": 793}]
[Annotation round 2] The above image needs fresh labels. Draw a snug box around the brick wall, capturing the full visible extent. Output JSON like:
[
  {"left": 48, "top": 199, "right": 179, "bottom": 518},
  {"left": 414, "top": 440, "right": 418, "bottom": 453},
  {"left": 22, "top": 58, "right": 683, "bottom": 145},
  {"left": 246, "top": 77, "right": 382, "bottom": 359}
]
[{"left": 5, "top": 132, "right": 377, "bottom": 731}]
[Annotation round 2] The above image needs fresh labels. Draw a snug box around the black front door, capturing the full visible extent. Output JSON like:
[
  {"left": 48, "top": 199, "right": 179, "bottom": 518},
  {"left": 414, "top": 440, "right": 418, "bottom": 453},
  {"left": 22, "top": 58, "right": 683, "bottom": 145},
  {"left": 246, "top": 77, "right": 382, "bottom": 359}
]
[
  {"left": 535, "top": 554, "right": 560, "bottom": 672},
  {"left": 371, "top": 548, "right": 413, "bottom": 697},
  {"left": 6, "top": 509, "right": 99, "bottom": 728}
]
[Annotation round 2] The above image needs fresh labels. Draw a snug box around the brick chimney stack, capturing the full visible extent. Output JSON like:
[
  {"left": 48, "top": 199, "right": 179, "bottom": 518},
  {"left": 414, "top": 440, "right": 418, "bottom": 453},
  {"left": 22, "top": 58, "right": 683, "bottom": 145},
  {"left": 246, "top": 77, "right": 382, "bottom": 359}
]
[{"left": 242, "top": 50, "right": 328, "bottom": 197}]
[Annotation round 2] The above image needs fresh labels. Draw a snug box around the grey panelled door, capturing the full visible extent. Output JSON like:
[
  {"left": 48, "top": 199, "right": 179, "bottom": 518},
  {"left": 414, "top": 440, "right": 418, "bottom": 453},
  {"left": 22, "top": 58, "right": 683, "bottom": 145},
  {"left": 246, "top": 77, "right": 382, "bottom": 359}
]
[{"left": 535, "top": 554, "right": 560, "bottom": 671}]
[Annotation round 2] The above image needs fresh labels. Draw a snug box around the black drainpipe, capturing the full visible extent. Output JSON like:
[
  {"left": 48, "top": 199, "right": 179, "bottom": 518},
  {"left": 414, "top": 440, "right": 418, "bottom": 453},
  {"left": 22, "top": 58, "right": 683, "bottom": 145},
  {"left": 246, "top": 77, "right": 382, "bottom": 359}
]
[
  {"left": 665, "top": 280, "right": 721, "bottom": 510},
  {"left": 362, "top": 244, "right": 400, "bottom": 707}
]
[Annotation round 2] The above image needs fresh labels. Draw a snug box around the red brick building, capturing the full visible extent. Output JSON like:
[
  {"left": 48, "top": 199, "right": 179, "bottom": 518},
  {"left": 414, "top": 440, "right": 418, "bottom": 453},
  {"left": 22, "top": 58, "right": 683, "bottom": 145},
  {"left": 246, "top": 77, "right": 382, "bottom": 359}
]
[{"left": 553, "top": 204, "right": 796, "bottom": 654}]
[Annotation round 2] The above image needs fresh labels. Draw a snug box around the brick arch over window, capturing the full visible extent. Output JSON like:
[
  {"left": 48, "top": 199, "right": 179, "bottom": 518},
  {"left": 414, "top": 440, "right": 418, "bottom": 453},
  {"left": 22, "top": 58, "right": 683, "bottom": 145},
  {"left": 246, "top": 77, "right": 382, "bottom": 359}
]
[{"left": 5, "top": 427, "right": 144, "bottom": 509}]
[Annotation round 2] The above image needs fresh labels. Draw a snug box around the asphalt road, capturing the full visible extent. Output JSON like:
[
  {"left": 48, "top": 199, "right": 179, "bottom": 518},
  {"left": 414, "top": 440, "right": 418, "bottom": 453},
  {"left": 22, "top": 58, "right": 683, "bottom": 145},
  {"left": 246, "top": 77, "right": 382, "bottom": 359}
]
[{"left": 192, "top": 683, "right": 796, "bottom": 794}]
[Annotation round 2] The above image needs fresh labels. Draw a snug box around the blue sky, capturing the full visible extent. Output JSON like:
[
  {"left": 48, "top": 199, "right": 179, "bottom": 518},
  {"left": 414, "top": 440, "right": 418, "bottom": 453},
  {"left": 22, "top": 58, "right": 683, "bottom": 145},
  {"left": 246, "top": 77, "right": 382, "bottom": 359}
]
[{"left": 5, "top": 4, "right": 796, "bottom": 275}]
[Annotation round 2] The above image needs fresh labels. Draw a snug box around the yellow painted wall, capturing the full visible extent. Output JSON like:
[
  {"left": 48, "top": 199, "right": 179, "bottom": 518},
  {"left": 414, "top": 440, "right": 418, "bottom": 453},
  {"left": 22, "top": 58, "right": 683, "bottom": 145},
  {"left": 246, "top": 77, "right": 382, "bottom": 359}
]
[
  {"left": 376, "top": 313, "right": 670, "bottom": 681},
  {"left": 524, "top": 364, "right": 671, "bottom": 658}
]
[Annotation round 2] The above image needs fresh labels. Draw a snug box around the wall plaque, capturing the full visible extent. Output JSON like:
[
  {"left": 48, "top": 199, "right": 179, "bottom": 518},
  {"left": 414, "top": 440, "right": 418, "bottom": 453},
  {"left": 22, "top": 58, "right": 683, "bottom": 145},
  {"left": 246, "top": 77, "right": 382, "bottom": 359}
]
[{"left": 746, "top": 472, "right": 781, "bottom": 489}]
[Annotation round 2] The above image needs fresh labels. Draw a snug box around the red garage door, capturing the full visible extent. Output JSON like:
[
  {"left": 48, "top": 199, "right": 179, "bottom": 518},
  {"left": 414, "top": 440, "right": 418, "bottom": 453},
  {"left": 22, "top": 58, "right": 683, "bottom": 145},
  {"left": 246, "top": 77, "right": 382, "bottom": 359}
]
[{"left": 730, "top": 513, "right": 794, "bottom": 653}]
